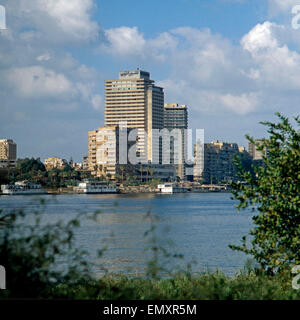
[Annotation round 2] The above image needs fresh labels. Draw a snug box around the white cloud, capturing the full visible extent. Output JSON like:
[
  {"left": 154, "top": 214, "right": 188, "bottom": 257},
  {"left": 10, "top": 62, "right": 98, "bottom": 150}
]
[
  {"left": 37, "top": 53, "right": 51, "bottom": 61},
  {"left": 3, "top": 0, "right": 99, "bottom": 43},
  {"left": 241, "top": 22, "right": 279, "bottom": 53},
  {"left": 0, "top": 0, "right": 102, "bottom": 115},
  {"left": 37, "top": 0, "right": 98, "bottom": 41},
  {"left": 241, "top": 21, "right": 300, "bottom": 90},
  {"left": 101, "top": 26, "right": 178, "bottom": 61},
  {"left": 268, "top": 0, "right": 299, "bottom": 15},
  {"left": 220, "top": 93, "right": 259, "bottom": 114},
  {"left": 1, "top": 0, "right": 300, "bottom": 159},
  {"left": 99, "top": 23, "right": 299, "bottom": 117},
  {"left": 5, "top": 66, "right": 74, "bottom": 99},
  {"left": 91, "top": 94, "right": 102, "bottom": 110},
  {"left": 103, "top": 27, "right": 146, "bottom": 56}
]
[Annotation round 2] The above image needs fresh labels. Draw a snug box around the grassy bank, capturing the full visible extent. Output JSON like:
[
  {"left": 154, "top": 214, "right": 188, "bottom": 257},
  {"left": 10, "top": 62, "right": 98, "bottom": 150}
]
[{"left": 31, "top": 272, "right": 300, "bottom": 300}]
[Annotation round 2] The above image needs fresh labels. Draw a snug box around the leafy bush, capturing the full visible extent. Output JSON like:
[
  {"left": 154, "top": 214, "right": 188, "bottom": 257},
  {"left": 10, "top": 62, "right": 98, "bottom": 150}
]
[
  {"left": 0, "top": 200, "right": 95, "bottom": 298},
  {"left": 231, "top": 113, "right": 300, "bottom": 274}
]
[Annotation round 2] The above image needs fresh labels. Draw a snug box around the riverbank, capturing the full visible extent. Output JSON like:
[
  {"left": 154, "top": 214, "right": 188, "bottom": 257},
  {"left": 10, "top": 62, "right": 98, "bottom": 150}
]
[
  {"left": 44, "top": 183, "right": 231, "bottom": 195},
  {"left": 1, "top": 180, "right": 232, "bottom": 195}
]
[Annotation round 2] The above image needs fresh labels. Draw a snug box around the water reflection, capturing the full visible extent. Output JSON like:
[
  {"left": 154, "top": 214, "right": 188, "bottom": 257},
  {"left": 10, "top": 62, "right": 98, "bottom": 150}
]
[{"left": 0, "top": 193, "right": 253, "bottom": 276}]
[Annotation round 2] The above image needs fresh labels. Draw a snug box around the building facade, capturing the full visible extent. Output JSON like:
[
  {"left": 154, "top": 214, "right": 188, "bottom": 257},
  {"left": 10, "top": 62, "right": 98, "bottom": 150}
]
[
  {"left": 193, "top": 142, "right": 204, "bottom": 182},
  {"left": 248, "top": 139, "right": 265, "bottom": 160},
  {"left": 163, "top": 104, "right": 188, "bottom": 180},
  {"left": 201, "top": 141, "right": 241, "bottom": 184},
  {"left": 135, "top": 164, "right": 176, "bottom": 182},
  {"left": 88, "top": 130, "right": 98, "bottom": 174},
  {"left": 104, "top": 69, "right": 164, "bottom": 163},
  {"left": 82, "top": 155, "right": 89, "bottom": 170},
  {"left": 96, "top": 126, "right": 121, "bottom": 179},
  {"left": 87, "top": 126, "right": 133, "bottom": 179},
  {"left": 0, "top": 139, "right": 17, "bottom": 168},
  {"left": 44, "top": 157, "right": 67, "bottom": 170}
]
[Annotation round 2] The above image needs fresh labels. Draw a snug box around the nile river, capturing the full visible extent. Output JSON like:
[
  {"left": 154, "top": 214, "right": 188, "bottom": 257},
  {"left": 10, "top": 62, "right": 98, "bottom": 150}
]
[{"left": 0, "top": 193, "right": 254, "bottom": 276}]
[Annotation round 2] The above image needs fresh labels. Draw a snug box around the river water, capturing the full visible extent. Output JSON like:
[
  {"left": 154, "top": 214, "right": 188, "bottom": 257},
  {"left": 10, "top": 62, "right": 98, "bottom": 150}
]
[{"left": 0, "top": 193, "right": 254, "bottom": 277}]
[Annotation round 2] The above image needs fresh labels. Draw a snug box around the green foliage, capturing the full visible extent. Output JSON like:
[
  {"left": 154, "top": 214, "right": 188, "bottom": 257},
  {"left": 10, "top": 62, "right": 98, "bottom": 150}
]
[
  {"left": 231, "top": 113, "right": 300, "bottom": 274},
  {"left": 17, "top": 158, "right": 46, "bottom": 173},
  {"left": 9, "top": 158, "right": 92, "bottom": 188},
  {"left": 237, "top": 150, "right": 255, "bottom": 176},
  {"left": 0, "top": 197, "right": 300, "bottom": 299},
  {"left": 16, "top": 271, "right": 300, "bottom": 300},
  {"left": 0, "top": 201, "right": 95, "bottom": 298}
]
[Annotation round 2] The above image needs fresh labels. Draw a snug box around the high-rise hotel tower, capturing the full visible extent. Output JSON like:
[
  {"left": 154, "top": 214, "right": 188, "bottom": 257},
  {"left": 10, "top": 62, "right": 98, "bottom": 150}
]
[
  {"left": 104, "top": 69, "right": 164, "bottom": 163},
  {"left": 163, "top": 104, "right": 188, "bottom": 180}
]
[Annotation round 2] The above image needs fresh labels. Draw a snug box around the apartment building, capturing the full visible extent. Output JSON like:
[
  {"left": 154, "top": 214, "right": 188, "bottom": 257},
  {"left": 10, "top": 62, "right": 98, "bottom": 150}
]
[
  {"left": 88, "top": 130, "right": 98, "bottom": 174},
  {"left": 248, "top": 139, "right": 265, "bottom": 160},
  {"left": 0, "top": 139, "right": 17, "bottom": 168},
  {"left": 200, "top": 141, "right": 241, "bottom": 183},
  {"left": 44, "top": 157, "right": 67, "bottom": 170},
  {"left": 163, "top": 104, "right": 188, "bottom": 180},
  {"left": 193, "top": 141, "right": 204, "bottom": 182}
]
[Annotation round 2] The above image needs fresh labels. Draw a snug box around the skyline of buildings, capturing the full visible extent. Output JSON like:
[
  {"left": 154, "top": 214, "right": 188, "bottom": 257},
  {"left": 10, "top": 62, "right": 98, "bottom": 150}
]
[
  {"left": 89, "top": 69, "right": 191, "bottom": 181},
  {"left": 1, "top": 69, "right": 265, "bottom": 183},
  {"left": 87, "top": 69, "right": 255, "bottom": 183}
]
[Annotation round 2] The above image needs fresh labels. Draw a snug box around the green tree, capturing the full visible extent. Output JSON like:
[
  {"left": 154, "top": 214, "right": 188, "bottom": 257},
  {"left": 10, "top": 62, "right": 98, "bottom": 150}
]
[
  {"left": 140, "top": 167, "right": 143, "bottom": 183},
  {"left": 120, "top": 166, "right": 125, "bottom": 183},
  {"left": 17, "top": 158, "right": 46, "bottom": 173},
  {"left": 230, "top": 113, "right": 300, "bottom": 274}
]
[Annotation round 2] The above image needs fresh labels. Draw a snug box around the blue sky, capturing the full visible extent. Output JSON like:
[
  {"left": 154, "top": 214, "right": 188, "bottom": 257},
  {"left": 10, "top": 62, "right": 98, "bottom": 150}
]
[
  {"left": 98, "top": 0, "right": 266, "bottom": 40},
  {"left": 0, "top": 0, "right": 299, "bottom": 161}
]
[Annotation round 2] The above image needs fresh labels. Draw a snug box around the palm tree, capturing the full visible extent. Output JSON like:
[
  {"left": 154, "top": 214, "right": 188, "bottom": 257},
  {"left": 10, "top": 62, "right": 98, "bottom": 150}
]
[
  {"left": 93, "top": 165, "right": 98, "bottom": 176},
  {"left": 68, "top": 170, "right": 77, "bottom": 183},
  {"left": 146, "top": 166, "right": 151, "bottom": 182},
  {"left": 50, "top": 171, "right": 57, "bottom": 185},
  {"left": 81, "top": 171, "right": 87, "bottom": 180},
  {"left": 120, "top": 166, "right": 125, "bottom": 183},
  {"left": 140, "top": 166, "right": 143, "bottom": 183},
  {"left": 149, "top": 168, "right": 154, "bottom": 182}
]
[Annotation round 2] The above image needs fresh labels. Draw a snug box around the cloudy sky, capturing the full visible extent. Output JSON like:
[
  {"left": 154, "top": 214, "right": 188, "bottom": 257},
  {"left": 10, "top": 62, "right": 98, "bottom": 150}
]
[{"left": 0, "top": 0, "right": 299, "bottom": 161}]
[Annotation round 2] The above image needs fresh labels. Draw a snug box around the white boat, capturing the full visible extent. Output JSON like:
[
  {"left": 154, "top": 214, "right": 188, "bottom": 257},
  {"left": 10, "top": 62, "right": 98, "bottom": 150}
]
[
  {"left": 74, "top": 181, "right": 118, "bottom": 194},
  {"left": 1, "top": 181, "right": 46, "bottom": 195},
  {"left": 156, "top": 184, "right": 187, "bottom": 194}
]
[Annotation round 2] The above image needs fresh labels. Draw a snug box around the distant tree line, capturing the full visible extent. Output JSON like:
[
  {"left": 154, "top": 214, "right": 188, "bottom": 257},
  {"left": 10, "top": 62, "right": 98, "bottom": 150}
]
[{"left": 7, "top": 158, "right": 92, "bottom": 188}]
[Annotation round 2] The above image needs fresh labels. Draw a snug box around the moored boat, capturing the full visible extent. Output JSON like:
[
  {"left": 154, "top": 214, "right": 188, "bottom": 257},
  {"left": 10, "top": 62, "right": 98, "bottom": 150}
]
[
  {"left": 156, "top": 183, "right": 187, "bottom": 194},
  {"left": 1, "top": 181, "right": 47, "bottom": 195},
  {"left": 74, "top": 180, "right": 118, "bottom": 194}
]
